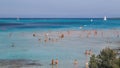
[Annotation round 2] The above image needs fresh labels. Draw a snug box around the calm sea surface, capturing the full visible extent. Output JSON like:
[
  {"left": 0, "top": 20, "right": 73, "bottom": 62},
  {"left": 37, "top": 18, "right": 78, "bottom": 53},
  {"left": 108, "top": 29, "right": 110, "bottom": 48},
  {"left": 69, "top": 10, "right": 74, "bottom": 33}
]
[
  {"left": 0, "top": 18, "right": 120, "bottom": 68},
  {"left": 0, "top": 18, "right": 120, "bottom": 32}
]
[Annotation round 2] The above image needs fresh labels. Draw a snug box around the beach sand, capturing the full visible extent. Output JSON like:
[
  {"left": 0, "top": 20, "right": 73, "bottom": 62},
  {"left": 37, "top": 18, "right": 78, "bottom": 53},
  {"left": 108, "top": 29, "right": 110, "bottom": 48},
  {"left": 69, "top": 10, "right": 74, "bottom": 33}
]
[{"left": 0, "top": 29, "right": 120, "bottom": 68}]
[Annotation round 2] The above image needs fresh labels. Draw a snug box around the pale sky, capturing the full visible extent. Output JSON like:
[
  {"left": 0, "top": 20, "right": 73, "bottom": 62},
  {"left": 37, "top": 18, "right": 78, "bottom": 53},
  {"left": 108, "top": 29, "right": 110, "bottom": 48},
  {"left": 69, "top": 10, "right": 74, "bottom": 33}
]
[{"left": 0, "top": 0, "right": 120, "bottom": 18}]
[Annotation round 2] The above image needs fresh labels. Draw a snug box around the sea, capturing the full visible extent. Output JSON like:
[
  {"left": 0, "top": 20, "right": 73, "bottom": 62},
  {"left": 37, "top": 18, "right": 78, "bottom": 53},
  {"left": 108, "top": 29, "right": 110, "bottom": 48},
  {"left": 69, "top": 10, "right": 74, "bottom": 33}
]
[
  {"left": 0, "top": 18, "right": 120, "bottom": 68},
  {"left": 0, "top": 18, "right": 120, "bottom": 32}
]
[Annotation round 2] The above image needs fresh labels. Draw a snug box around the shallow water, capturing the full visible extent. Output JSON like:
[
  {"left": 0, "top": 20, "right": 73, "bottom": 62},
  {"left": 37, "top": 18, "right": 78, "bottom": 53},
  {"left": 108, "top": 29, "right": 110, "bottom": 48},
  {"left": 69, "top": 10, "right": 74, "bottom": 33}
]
[{"left": 0, "top": 31, "right": 120, "bottom": 68}]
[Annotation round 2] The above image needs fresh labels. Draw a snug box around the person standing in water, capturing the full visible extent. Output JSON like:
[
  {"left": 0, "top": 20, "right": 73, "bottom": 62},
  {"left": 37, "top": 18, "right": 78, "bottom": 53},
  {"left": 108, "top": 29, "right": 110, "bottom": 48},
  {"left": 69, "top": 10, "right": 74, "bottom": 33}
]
[
  {"left": 55, "top": 59, "right": 58, "bottom": 64},
  {"left": 74, "top": 59, "right": 78, "bottom": 68},
  {"left": 51, "top": 59, "right": 55, "bottom": 65},
  {"left": 51, "top": 59, "right": 59, "bottom": 68},
  {"left": 74, "top": 59, "right": 78, "bottom": 65},
  {"left": 55, "top": 59, "right": 58, "bottom": 68}
]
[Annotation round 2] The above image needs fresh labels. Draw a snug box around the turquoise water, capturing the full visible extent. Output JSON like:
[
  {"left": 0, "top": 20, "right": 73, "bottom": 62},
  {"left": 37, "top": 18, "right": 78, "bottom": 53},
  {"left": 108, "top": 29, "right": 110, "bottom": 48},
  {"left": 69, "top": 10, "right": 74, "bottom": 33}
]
[
  {"left": 0, "top": 18, "right": 120, "bottom": 32},
  {"left": 0, "top": 18, "right": 120, "bottom": 68}
]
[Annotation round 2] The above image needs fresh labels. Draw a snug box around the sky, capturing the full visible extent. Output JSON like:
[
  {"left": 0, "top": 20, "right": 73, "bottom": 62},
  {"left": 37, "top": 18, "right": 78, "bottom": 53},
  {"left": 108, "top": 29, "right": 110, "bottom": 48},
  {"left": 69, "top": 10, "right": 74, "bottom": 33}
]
[{"left": 0, "top": 0, "right": 120, "bottom": 18}]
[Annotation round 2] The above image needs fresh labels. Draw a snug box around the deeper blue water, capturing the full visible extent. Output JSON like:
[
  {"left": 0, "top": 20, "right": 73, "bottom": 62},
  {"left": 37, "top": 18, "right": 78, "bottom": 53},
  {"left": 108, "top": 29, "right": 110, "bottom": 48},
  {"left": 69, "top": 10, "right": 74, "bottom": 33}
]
[{"left": 0, "top": 18, "right": 120, "bottom": 32}]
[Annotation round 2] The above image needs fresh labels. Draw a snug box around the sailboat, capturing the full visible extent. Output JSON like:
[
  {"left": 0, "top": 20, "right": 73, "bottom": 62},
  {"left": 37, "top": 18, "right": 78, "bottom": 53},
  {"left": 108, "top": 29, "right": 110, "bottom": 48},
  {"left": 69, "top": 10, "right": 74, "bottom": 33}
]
[{"left": 104, "top": 16, "right": 107, "bottom": 21}]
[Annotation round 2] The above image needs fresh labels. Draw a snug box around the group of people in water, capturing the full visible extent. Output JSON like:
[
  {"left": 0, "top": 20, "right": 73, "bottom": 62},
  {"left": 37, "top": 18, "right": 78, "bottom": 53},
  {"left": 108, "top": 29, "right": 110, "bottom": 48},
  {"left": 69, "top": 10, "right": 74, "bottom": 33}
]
[
  {"left": 33, "top": 32, "right": 65, "bottom": 43},
  {"left": 32, "top": 30, "right": 120, "bottom": 44},
  {"left": 51, "top": 59, "right": 58, "bottom": 65},
  {"left": 50, "top": 58, "right": 88, "bottom": 68},
  {"left": 51, "top": 58, "right": 79, "bottom": 65},
  {"left": 8, "top": 30, "right": 120, "bottom": 47},
  {"left": 50, "top": 59, "right": 79, "bottom": 66},
  {"left": 49, "top": 49, "right": 93, "bottom": 68},
  {"left": 85, "top": 49, "right": 93, "bottom": 56},
  {"left": 84, "top": 49, "right": 93, "bottom": 68},
  {"left": 6, "top": 30, "right": 119, "bottom": 68}
]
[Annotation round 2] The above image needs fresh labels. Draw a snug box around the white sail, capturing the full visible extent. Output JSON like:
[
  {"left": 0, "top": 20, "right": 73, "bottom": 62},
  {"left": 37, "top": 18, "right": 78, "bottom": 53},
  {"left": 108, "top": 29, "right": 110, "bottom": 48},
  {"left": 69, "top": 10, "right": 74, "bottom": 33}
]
[{"left": 104, "top": 16, "right": 107, "bottom": 21}]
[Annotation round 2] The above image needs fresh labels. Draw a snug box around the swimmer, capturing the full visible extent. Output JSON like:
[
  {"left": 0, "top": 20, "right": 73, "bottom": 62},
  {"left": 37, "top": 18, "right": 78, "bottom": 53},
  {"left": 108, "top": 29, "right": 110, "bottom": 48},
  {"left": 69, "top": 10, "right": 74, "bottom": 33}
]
[{"left": 74, "top": 59, "right": 78, "bottom": 65}]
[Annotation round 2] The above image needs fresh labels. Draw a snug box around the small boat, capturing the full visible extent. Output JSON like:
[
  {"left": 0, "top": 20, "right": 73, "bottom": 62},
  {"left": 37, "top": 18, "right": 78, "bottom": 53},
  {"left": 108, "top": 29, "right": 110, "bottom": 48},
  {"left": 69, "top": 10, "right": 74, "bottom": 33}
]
[{"left": 104, "top": 16, "right": 107, "bottom": 21}]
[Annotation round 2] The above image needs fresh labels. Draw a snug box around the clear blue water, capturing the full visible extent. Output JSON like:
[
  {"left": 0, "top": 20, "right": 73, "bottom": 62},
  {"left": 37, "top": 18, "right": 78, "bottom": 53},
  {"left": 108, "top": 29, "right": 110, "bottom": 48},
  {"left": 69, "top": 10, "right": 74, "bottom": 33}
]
[
  {"left": 0, "top": 18, "right": 120, "bottom": 32},
  {"left": 0, "top": 18, "right": 120, "bottom": 68}
]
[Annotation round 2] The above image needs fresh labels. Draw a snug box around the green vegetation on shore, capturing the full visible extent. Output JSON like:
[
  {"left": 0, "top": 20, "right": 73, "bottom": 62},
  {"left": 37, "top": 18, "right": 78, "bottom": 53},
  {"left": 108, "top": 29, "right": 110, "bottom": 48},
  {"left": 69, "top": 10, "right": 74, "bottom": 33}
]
[{"left": 89, "top": 47, "right": 120, "bottom": 68}]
